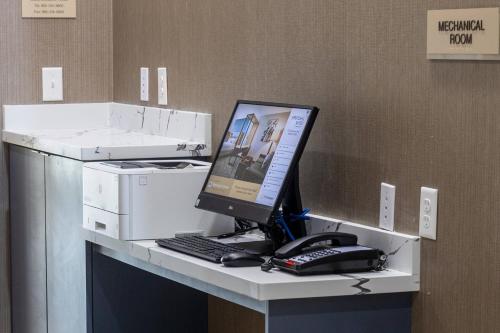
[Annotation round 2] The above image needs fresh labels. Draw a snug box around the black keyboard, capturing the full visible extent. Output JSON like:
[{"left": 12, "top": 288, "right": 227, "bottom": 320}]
[{"left": 156, "top": 236, "right": 245, "bottom": 263}]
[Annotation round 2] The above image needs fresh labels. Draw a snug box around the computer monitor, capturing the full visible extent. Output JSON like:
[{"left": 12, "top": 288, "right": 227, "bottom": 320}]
[{"left": 196, "top": 100, "right": 319, "bottom": 231}]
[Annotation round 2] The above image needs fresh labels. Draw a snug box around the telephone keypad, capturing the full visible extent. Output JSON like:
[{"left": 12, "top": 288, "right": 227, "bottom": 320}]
[{"left": 292, "top": 248, "right": 341, "bottom": 263}]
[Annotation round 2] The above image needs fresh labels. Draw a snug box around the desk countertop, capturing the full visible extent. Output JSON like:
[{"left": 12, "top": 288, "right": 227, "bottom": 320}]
[{"left": 84, "top": 215, "right": 420, "bottom": 301}]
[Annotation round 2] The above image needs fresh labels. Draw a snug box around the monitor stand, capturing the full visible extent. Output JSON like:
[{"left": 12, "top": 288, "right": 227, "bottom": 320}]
[
  {"left": 233, "top": 239, "right": 275, "bottom": 256},
  {"left": 228, "top": 167, "right": 306, "bottom": 256}
]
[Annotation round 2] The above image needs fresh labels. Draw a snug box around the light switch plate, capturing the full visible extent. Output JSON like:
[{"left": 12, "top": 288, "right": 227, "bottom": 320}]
[
  {"left": 42, "top": 67, "right": 63, "bottom": 101},
  {"left": 158, "top": 67, "right": 168, "bottom": 105},
  {"left": 419, "top": 187, "right": 438, "bottom": 240},
  {"left": 379, "top": 183, "right": 396, "bottom": 231},
  {"left": 140, "top": 67, "right": 149, "bottom": 101}
]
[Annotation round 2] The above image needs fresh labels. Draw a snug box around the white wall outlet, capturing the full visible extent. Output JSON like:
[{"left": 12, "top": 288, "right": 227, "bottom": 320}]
[
  {"left": 140, "top": 67, "right": 149, "bottom": 101},
  {"left": 158, "top": 67, "right": 168, "bottom": 105},
  {"left": 42, "top": 67, "right": 63, "bottom": 101},
  {"left": 379, "top": 183, "right": 396, "bottom": 231},
  {"left": 419, "top": 187, "right": 438, "bottom": 240}
]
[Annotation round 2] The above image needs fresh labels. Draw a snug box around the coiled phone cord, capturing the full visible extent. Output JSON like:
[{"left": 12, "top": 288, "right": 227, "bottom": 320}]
[{"left": 261, "top": 257, "right": 275, "bottom": 272}]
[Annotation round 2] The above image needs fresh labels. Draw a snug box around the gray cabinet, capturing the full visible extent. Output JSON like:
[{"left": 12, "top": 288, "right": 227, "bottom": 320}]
[
  {"left": 10, "top": 146, "right": 47, "bottom": 333},
  {"left": 46, "top": 155, "right": 85, "bottom": 333},
  {"left": 10, "top": 146, "right": 85, "bottom": 333}
]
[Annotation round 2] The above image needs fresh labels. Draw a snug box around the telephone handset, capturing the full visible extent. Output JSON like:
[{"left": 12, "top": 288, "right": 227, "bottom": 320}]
[
  {"left": 274, "top": 232, "right": 358, "bottom": 259},
  {"left": 270, "top": 232, "right": 385, "bottom": 275}
]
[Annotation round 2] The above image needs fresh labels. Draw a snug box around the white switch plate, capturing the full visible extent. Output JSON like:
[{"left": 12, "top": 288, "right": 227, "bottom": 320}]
[
  {"left": 140, "top": 67, "right": 149, "bottom": 101},
  {"left": 419, "top": 187, "right": 438, "bottom": 240},
  {"left": 158, "top": 67, "right": 168, "bottom": 105},
  {"left": 379, "top": 183, "right": 395, "bottom": 231},
  {"left": 42, "top": 67, "right": 63, "bottom": 101}
]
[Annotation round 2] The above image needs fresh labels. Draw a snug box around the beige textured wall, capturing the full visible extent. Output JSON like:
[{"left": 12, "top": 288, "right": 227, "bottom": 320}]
[
  {"left": 0, "top": 0, "right": 113, "bottom": 331},
  {"left": 113, "top": 1, "right": 500, "bottom": 332}
]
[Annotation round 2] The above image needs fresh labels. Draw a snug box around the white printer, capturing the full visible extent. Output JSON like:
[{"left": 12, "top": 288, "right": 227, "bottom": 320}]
[{"left": 82, "top": 160, "right": 234, "bottom": 240}]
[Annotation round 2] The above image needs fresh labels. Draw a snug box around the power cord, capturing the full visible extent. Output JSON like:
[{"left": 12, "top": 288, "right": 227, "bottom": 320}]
[
  {"left": 375, "top": 251, "right": 388, "bottom": 271},
  {"left": 216, "top": 218, "right": 257, "bottom": 239},
  {"left": 217, "top": 227, "right": 259, "bottom": 239}
]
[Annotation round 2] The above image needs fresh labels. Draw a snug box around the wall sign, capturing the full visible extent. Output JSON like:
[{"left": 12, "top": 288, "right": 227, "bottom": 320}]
[
  {"left": 22, "top": 0, "right": 76, "bottom": 18},
  {"left": 427, "top": 8, "right": 499, "bottom": 60}
]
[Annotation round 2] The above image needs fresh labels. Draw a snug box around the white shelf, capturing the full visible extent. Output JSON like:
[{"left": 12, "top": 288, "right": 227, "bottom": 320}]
[{"left": 2, "top": 103, "right": 211, "bottom": 161}]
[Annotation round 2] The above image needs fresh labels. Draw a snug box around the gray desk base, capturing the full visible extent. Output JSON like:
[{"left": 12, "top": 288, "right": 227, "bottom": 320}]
[{"left": 87, "top": 242, "right": 411, "bottom": 333}]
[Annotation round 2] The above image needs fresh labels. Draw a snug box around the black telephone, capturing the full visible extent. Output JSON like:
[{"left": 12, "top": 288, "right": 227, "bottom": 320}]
[{"left": 270, "top": 232, "right": 385, "bottom": 275}]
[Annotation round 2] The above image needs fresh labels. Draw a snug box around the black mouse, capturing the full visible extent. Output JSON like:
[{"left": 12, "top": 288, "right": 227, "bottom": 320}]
[{"left": 221, "top": 252, "right": 265, "bottom": 267}]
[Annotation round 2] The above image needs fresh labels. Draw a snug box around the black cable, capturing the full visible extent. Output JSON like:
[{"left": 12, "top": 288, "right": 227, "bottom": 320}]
[
  {"left": 234, "top": 217, "right": 252, "bottom": 231},
  {"left": 216, "top": 227, "right": 259, "bottom": 239},
  {"left": 261, "top": 257, "right": 275, "bottom": 272}
]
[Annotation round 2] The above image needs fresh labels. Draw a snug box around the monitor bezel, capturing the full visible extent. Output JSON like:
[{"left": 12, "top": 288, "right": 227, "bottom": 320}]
[{"left": 196, "top": 100, "right": 319, "bottom": 225}]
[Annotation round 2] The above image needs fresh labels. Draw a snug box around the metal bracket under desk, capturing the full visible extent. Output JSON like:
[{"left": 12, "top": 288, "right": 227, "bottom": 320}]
[{"left": 91, "top": 243, "right": 267, "bottom": 314}]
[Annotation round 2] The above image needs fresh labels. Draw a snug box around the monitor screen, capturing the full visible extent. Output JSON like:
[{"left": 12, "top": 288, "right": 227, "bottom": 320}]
[{"left": 197, "top": 101, "right": 318, "bottom": 224}]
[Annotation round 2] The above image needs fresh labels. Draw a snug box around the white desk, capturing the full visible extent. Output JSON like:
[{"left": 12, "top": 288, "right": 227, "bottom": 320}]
[{"left": 84, "top": 215, "right": 419, "bottom": 332}]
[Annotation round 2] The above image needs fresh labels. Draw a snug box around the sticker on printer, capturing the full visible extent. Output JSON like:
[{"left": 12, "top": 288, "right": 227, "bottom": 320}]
[{"left": 139, "top": 176, "right": 148, "bottom": 186}]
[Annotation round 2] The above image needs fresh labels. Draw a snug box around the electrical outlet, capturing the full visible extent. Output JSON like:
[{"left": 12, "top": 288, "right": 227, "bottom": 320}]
[
  {"left": 42, "top": 67, "right": 63, "bottom": 101},
  {"left": 140, "top": 67, "right": 149, "bottom": 101},
  {"left": 379, "top": 183, "right": 395, "bottom": 231},
  {"left": 419, "top": 187, "right": 438, "bottom": 240},
  {"left": 158, "top": 67, "right": 168, "bottom": 105}
]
